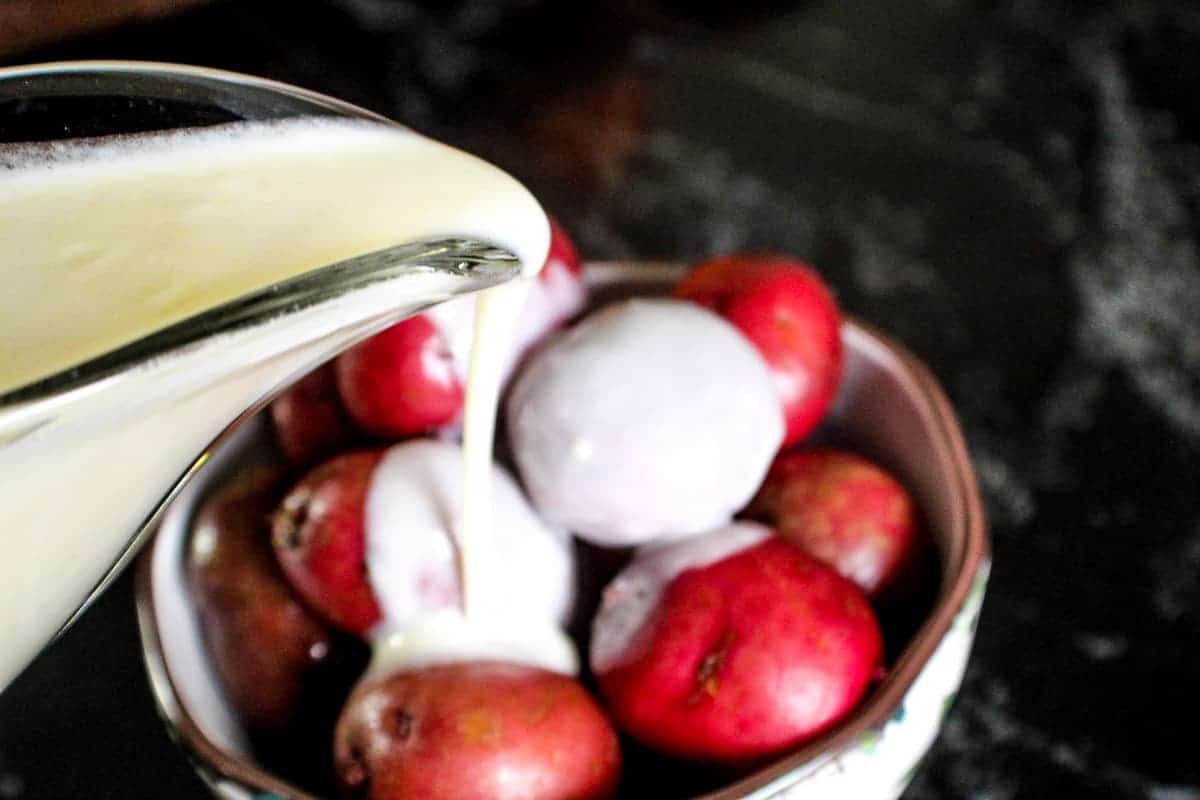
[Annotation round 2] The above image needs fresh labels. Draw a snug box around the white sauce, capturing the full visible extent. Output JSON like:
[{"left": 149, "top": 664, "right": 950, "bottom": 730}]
[
  {"left": 363, "top": 284, "right": 583, "bottom": 676},
  {"left": 363, "top": 439, "right": 576, "bottom": 673},
  {"left": 0, "top": 117, "right": 553, "bottom": 690},
  {"left": 507, "top": 299, "right": 785, "bottom": 545},
  {"left": 0, "top": 117, "right": 549, "bottom": 394},
  {"left": 368, "top": 609, "right": 578, "bottom": 679},
  {"left": 424, "top": 245, "right": 587, "bottom": 386},
  {"left": 590, "top": 521, "right": 773, "bottom": 674}
]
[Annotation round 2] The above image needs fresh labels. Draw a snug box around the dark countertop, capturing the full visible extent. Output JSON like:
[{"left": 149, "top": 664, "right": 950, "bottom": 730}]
[{"left": 2, "top": 1, "right": 1198, "bottom": 798}]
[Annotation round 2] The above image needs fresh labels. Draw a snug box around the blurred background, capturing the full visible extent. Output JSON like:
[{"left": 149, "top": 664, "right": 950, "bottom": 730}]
[{"left": 1, "top": 1, "right": 1198, "bottom": 798}]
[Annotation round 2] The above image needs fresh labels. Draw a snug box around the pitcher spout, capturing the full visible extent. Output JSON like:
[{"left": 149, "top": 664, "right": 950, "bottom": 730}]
[{"left": 0, "top": 236, "right": 520, "bottom": 692}]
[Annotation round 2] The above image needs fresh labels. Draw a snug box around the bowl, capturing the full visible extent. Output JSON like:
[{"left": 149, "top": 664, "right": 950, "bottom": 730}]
[{"left": 136, "top": 261, "right": 989, "bottom": 800}]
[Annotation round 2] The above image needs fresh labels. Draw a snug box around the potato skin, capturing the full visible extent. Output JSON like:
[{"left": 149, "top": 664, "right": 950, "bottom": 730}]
[
  {"left": 596, "top": 537, "right": 883, "bottom": 766},
  {"left": 270, "top": 364, "right": 361, "bottom": 468},
  {"left": 748, "top": 448, "right": 920, "bottom": 597},
  {"left": 187, "top": 466, "right": 367, "bottom": 781},
  {"left": 271, "top": 450, "right": 385, "bottom": 636},
  {"left": 673, "top": 254, "right": 843, "bottom": 447},
  {"left": 335, "top": 662, "right": 621, "bottom": 800}
]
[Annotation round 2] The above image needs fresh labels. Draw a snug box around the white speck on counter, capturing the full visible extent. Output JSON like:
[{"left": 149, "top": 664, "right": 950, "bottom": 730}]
[
  {"left": 0, "top": 773, "right": 23, "bottom": 799},
  {"left": 1069, "top": 47, "right": 1200, "bottom": 442},
  {"left": 1073, "top": 633, "right": 1129, "bottom": 661}
]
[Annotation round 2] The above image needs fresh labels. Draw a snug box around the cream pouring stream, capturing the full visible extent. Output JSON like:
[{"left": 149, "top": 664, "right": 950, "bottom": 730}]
[{"left": 364, "top": 281, "right": 581, "bottom": 679}]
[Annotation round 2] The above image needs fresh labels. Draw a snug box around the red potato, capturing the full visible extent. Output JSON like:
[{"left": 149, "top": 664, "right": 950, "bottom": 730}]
[
  {"left": 748, "top": 449, "right": 919, "bottom": 597},
  {"left": 674, "top": 255, "right": 843, "bottom": 446},
  {"left": 335, "top": 314, "right": 464, "bottom": 438},
  {"left": 187, "top": 467, "right": 367, "bottom": 749},
  {"left": 334, "top": 662, "right": 621, "bottom": 800},
  {"left": 269, "top": 364, "right": 360, "bottom": 466},
  {"left": 592, "top": 523, "right": 882, "bottom": 766},
  {"left": 544, "top": 216, "right": 582, "bottom": 280},
  {"left": 334, "top": 218, "right": 585, "bottom": 439},
  {"left": 271, "top": 441, "right": 576, "bottom": 641},
  {"left": 272, "top": 451, "right": 384, "bottom": 636}
]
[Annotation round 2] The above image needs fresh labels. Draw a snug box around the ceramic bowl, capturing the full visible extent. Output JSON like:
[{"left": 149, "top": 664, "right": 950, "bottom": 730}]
[{"left": 136, "top": 261, "right": 989, "bottom": 800}]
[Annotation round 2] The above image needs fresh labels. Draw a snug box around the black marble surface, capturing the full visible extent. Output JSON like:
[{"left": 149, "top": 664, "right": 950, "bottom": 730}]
[{"left": 2, "top": 1, "right": 1199, "bottom": 798}]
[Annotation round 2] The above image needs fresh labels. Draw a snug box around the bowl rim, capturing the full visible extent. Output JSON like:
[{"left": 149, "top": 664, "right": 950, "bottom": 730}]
[
  {"left": 135, "top": 261, "right": 988, "bottom": 800},
  {"left": 698, "top": 315, "right": 989, "bottom": 800}
]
